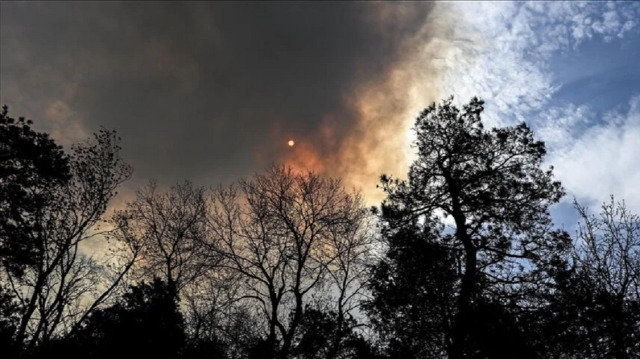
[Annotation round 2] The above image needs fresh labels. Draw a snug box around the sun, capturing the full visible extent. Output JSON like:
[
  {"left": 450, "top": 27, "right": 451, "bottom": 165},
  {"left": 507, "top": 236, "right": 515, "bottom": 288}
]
[{"left": 288, "top": 140, "right": 295, "bottom": 147}]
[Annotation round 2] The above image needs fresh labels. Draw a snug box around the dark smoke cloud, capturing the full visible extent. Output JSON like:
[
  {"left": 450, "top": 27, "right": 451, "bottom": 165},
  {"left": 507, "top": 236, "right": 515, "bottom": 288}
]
[{"left": 1, "top": 2, "right": 434, "bottom": 198}]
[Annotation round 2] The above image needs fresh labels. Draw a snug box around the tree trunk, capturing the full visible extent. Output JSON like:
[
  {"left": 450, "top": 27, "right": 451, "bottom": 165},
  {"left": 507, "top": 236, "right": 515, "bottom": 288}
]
[
  {"left": 16, "top": 272, "right": 45, "bottom": 350},
  {"left": 279, "top": 293, "right": 303, "bottom": 359},
  {"left": 450, "top": 243, "right": 477, "bottom": 359},
  {"left": 449, "top": 185, "right": 477, "bottom": 359},
  {"left": 613, "top": 295, "right": 626, "bottom": 359}
]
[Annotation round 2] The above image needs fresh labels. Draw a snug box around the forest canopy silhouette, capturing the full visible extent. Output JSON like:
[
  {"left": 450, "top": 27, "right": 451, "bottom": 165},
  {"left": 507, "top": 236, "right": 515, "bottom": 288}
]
[{"left": 1, "top": 98, "right": 639, "bottom": 359}]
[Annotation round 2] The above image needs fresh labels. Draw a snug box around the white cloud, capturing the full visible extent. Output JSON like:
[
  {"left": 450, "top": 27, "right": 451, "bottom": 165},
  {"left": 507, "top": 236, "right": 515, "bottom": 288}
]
[
  {"left": 533, "top": 104, "right": 593, "bottom": 151},
  {"left": 549, "top": 95, "right": 640, "bottom": 212},
  {"left": 426, "top": 1, "right": 640, "bottom": 213},
  {"left": 431, "top": 1, "right": 639, "bottom": 121},
  {"left": 430, "top": 2, "right": 559, "bottom": 127}
]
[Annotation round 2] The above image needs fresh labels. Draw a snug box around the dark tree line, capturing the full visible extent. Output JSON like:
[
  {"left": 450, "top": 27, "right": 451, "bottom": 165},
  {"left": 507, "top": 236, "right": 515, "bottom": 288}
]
[{"left": 1, "top": 99, "right": 639, "bottom": 359}]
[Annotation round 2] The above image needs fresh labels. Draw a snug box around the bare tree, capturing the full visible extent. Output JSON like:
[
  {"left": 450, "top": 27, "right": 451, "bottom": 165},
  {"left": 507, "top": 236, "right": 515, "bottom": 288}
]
[
  {"left": 207, "top": 166, "right": 371, "bottom": 359},
  {"left": 569, "top": 197, "right": 640, "bottom": 358},
  {"left": 1, "top": 129, "right": 136, "bottom": 351},
  {"left": 322, "top": 203, "right": 373, "bottom": 359},
  {"left": 575, "top": 197, "right": 640, "bottom": 304},
  {"left": 113, "top": 180, "right": 209, "bottom": 292}
]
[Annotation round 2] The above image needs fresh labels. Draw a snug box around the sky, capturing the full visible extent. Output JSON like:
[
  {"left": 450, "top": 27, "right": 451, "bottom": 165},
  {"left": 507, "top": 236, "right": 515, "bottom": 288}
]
[{"left": 1, "top": 1, "right": 639, "bottom": 229}]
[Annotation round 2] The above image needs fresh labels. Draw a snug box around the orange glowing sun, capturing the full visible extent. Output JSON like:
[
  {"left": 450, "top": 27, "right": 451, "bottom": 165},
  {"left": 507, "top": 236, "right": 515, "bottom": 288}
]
[{"left": 288, "top": 140, "right": 295, "bottom": 147}]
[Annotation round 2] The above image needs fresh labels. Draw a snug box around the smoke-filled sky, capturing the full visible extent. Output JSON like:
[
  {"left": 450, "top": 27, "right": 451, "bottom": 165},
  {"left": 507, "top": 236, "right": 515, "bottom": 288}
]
[{"left": 2, "top": 2, "right": 640, "bottom": 227}]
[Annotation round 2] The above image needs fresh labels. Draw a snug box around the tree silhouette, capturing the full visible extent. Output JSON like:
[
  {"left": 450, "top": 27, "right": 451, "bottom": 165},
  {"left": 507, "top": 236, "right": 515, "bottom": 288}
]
[
  {"left": 543, "top": 198, "right": 640, "bottom": 358},
  {"left": 64, "top": 279, "right": 185, "bottom": 359},
  {"left": 0, "top": 285, "right": 21, "bottom": 357},
  {"left": 290, "top": 306, "right": 373, "bottom": 359},
  {"left": 113, "top": 180, "right": 209, "bottom": 291},
  {"left": 378, "top": 97, "right": 569, "bottom": 358},
  {"left": 0, "top": 105, "right": 70, "bottom": 278},
  {"left": 0, "top": 106, "right": 136, "bottom": 353},
  {"left": 365, "top": 225, "right": 457, "bottom": 358},
  {"left": 208, "top": 166, "right": 371, "bottom": 359}
]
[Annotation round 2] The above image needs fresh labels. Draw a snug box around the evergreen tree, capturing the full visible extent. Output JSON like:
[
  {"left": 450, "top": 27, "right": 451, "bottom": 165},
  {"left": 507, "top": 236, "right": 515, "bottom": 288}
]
[{"left": 375, "top": 97, "right": 570, "bottom": 358}]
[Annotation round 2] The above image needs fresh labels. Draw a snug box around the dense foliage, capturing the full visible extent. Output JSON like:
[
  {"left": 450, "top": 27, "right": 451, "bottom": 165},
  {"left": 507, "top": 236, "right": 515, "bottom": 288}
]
[{"left": 374, "top": 97, "right": 572, "bottom": 358}]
